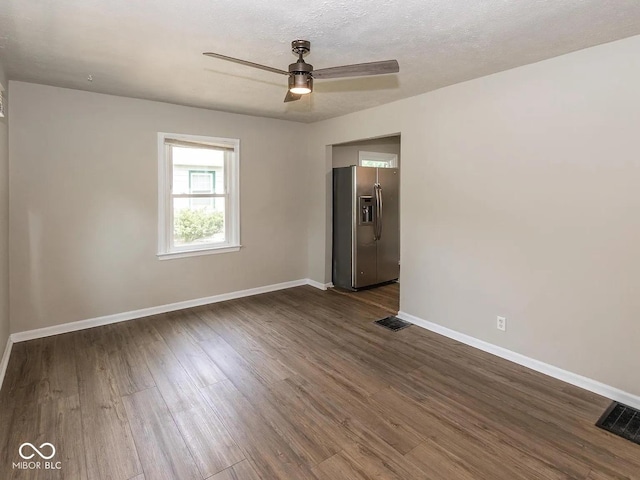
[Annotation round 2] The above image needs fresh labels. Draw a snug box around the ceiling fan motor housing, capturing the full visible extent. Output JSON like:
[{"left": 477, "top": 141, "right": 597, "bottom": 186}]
[
  {"left": 289, "top": 39, "right": 313, "bottom": 88},
  {"left": 289, "top": 41, "right": 313, "bottom": 92},
  {"left": 288, "top": 60, "right": 313, "bottom": 74}
]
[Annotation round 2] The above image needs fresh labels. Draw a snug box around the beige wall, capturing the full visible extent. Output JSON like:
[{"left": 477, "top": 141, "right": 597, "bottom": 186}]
[
  {"left": 0, "top": 62, "right": 8, "bottom": 355},
  {"left": 307, "top": 34, "right": 640, "bottom": 396},
  {"left": 332, "top": 136, "right": 400, "bottom": 168},
  {"left": 9, "top": 82, "right": 308, "bottom": 333}
]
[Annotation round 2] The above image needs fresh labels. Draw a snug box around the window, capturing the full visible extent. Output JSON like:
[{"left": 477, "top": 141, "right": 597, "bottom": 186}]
[
  {"left": 188, "top": 170, "right": 216, "bottom": 209},
  {"left": 358, "top": 151, "right": 398, "bottom": 168},
  {"left": 190, "top": 171, "right": 215, "bottom": 193},
  {"left": 158, "top": 133, "right": 240, "bottom": 259}
]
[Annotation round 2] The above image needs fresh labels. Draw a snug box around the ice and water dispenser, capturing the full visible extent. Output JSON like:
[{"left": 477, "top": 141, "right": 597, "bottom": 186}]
[{"left": 359, "top": 195, "right": 373, "bottom": 224}]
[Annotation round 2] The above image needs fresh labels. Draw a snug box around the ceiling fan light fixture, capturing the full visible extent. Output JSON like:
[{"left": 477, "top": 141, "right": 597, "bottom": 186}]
[{"left": 289, "top": 73, "right": 312, "bottom": 95}]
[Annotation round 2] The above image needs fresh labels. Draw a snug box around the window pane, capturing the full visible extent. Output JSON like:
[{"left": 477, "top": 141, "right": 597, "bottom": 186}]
[
  {"left": 172, "top": 146, "right": 224, "bottom": 194},
  {"left": 190, "top": 172, "right": 214, "bottom": 193},
  {"left": 361, "top": 159, "right": 392, "bottom": 168},
  {"left": 173, "top": 198, "right": 226, "bottom": 247}
]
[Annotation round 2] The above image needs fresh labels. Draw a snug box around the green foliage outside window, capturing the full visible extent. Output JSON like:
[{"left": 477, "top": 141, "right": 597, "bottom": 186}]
[{"left": 174, "top": 208, "right": 224, "bottom": 243}]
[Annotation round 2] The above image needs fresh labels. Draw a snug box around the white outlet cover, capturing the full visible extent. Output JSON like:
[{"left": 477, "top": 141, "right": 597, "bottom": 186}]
[{"left": 497, "top": 316, "right": 506, "bottom": 331}]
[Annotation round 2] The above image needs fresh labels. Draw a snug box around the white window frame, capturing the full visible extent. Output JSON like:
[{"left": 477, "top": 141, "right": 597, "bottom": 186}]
[
  {"left": 358, "top": 151, "right": 398, "bottom": 168},
  {"left": 157, "top": 132, "right": 241, "bottom": 260}
]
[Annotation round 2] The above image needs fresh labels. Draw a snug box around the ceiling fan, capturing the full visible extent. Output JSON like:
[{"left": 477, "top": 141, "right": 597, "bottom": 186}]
[{"left": 203, "top": 40, "right": 399, "bottom": 103}]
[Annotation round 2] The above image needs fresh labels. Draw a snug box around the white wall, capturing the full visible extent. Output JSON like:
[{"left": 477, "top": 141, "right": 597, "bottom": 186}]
[
  {"left": 9, "top": 83, "right": 309, "bottom": 333},
  {"left": 332, "top": 136, "right": 400, "bottom": 168},
  {"left": 307, "top": 35, "right": 640, "bottom": 397},
  {"left": 0, "top": 62, "right": 8, "bottom": 356}
]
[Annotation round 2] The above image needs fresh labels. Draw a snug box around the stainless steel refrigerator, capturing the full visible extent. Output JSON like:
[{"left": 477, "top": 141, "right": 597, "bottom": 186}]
[{"left": 332, "top": 166, "right": 400, "bottom": 290}]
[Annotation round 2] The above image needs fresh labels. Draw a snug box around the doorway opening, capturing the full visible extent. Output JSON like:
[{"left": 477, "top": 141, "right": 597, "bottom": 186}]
[{"left": 329, "top": 134, "right": 401, "bottom": 314}]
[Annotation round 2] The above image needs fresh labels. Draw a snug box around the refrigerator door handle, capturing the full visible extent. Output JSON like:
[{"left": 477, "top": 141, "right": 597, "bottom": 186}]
[
  {"left": 377, "top": 184, "right": 383, "bottom": 240},
  {"left": 374, "top": 183, "right": 383, "bottom": 240},
  {"left": 373, "top": 184, "right": 378, "bottom": 240}
]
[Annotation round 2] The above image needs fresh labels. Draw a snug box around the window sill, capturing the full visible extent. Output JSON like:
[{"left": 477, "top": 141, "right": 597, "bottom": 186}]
[{"left": 157, "top": 245, "right": 241, "bottom": 260}]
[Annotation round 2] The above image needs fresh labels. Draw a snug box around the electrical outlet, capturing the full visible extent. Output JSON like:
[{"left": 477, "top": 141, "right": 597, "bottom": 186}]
[{"left": 497, "top": 316, "right": 506, "bottom": 331}]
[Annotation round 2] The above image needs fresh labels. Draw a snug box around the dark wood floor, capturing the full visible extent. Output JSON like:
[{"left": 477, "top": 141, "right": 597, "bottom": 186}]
[
  {"left": 330, "top": 282, "right": 399, "bottom": 314},
  {"left": 0, "top": 286, "right": 637, "bottom": 479}
]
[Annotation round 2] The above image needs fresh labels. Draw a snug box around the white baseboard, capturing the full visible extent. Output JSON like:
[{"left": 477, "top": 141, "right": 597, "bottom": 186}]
[
  {"left": 397, "top": 311, "right": 640, "bottom": 411},
  {"left": 306, "top": 279, "right": 333, "bottom": 291},
  {"left": 11, "top": 279, "right": 313, "bottom": 344},
  {"left": 0, "top": 336, "right": 13, "bottom": 392}
]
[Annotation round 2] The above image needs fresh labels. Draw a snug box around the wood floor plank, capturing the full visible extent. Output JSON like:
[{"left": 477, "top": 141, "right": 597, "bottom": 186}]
[
  {"left": 0, "top": 343, "right": 39, "bottom": 474},
  {"left": 199, "top": 335, "right": 343, "bottom": 466},
  {"left": 405, "top": 441, "right": 478, "bottom": 480},
  {"left": 199, "top": 334, "right": 272, "bottom": 399},
  {"left": 106, "top": 341, "right": 156, "bottom": 397},
  {"left": 142, "top": 335, "right": 244, "bottom": 478},
  {"left": 265, "top": 293, "right": 349, "bottom": 349},
  {"left": 38, "top": 333, "right": 80, "bottom": 403},
  {"left": 36, "top": 394, "right": 88, "bottom": 480},
  {"left": 207, "top": 460, "right": 263, "bottom": 480},
  {"left": 153, "top": 312, "right": 226, "bottom": 388},
  {"left": 0, "top": 335, "right": 80, "bottom": 478},
  {"left": 122, "top": 387, "right": 201, "bottom": 480},
  {"left": 397, "top": 363, "right": 639, "bottom": 478},
  {"left": 584, "top": 470, "right": 621, "bottom": 480},
  {"left": 142, "top": 339, "right": 206, "bottom": 413},
  {"left": 172, "top": 405, "right": 245, "bottom": 478},
  {"left": 216, "top": 295, "right": 345, "bottom": 351},
  {"left": 82, "top": 323, "right": 137, "bottom": 353},
  {"left": 389, "top": 325, "right": 608, "bottom": 420},
  {"left": 0, "top": 393, "right": 87, "bottom": 480},
  {"left": 198, "top": 298, "right": 388, "bottom": 399},
  {"left": 312, "top": 452, "right": 374, "bottom": 480},
  {"left": 195, "top": 304, "right": 294, "bottom": 384},
  {"left": 375, "top": 395, "right": 551, "bottom": 480},
  {"left": 168, "top": 308, "right": 219, "bottom": 342},
  {"left": 330, "top": 281, "right": 399, "bottom": 313},
  {"left": 124, "top": 315, "right": 165, "bottom": 347},
  {"left": 372, "top": 384, "right": 591, "bottom": 479},
  {"left": 213, "top": 298, "right": 391, "bottom": 398},
  {"left": 268, "top": 378, "right": 352, "bottom": 453},
  {"left": 0, "top": 339, "right": 56, "bottom": 410},
  {"left": 75, "top": 339, "right": 142, "bottom": 480},
  {"left": 286, "top": 371, "right": 424, "bottom": 456},
  {"left": 328, "top": 430, "right": 427, "bottom": 480},
  {"left": 200, "top": 380, "right": 320, "bottom": 480}
]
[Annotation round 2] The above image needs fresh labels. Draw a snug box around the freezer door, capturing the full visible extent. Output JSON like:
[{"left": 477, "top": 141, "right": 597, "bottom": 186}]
[
  {"left": 354, "top": 167, "right": 378, "bottom": 288},
  {"left": 376, "top": 168, "right": 400, "bottom": 283}
]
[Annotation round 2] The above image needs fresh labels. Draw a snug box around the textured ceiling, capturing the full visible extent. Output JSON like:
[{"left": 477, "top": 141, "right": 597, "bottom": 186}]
[{"left": 1, "top": 1, "right": 639, "bottom": 123}]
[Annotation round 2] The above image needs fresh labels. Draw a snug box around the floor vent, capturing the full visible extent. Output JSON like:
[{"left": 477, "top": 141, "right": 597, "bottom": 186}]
[
  {"left": 374, "top": 316, "right": 411, "bottom": 332},
  {"left": 596, "top": 401, "right": 640, "bottom": 445}
]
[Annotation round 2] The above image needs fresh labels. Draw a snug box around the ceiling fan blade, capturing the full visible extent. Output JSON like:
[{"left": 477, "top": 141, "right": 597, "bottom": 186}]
[
  {"left": 284, "top": 90, "right": 302, "bottom": 103},
  {"left": 312, "top": 60, "right": 399, "bottom": 79},
  {"left": 203, "top": 52, "right": 289, "bottom": 76}
]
